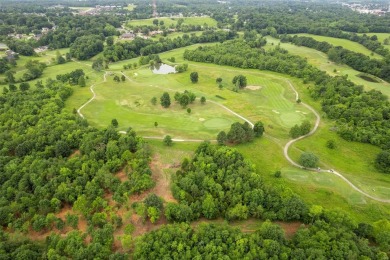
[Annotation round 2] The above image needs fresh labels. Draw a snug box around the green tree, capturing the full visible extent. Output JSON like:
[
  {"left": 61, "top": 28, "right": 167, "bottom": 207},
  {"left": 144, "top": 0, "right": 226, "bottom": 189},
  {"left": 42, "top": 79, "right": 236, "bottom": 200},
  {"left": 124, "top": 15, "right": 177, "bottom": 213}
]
[
  {"left": 326, "top": 139, "right": 337, "bottom": 149},
  {"left": 154, "top": 122, "right": 158, "bottom": 128},
  {"left": 300, "top": 120, "right": 311, "bottom": 135},
  {"left": 78, "top": 76, "right": 86, "bottom": 87},
  {"left": 92, "top": 58, "right": 104, "bottom": 71},
  {"left": 121, "top": 75, "right": 126, "bottom": 81},
  {"left": 106, "top": 36, "right": 114, "bottom": 46},
  {"left": 151, "top": 96, "right": 157, "bottom": 105},
  {"left": 113, "top": 75, "right": 120, "bottom": 82},
  {"left": 299, "top": 152, "right": 319, "bottom": 168},
  {"left": 217, "top": 131, "right": 227, "bottom": 145},
  {"left": 56, "top": 51, "right": 66, "bottom": 64},
  {"left": 375, "top": 150, "right": 390, "bottom": 173},
  {"left": 147, "top": 207, "right": 160, "bottom": 224},
  {"left": 179, "top": 94, "right": 190, "bottom": 108},
  {"left": 200, "top": 96, "right": 206, "bottom": 104},
  {"left": 289, "top": 124, "right": 301, "bottom": 138},
  {"left": 216, "top": 77, "right": 222, "bottom": 84},
  {"left": 202, "top": 194, "right": 217, "bottom": 219},
  {"left": 232, "top": 75, "right": 247, "bottom": 89},
  {"left": 274, "top": 170, "right": 281, "bottom": 178},
  {"left": 5, "top": 70, "right": 15, "bottom": 83},
  {"left": 160, "top": 92, "right": 171, "bottom": 108},
  {"left": 19, "top": 82, "right": 30, "bottom": 91},
  {"left": 121, "top": 234, "right": 133, "bottom": 251},
  {"left": 253, "top": 121, "right": 265, "bottom": 137},
  {"left": 111, "top": 119, "right": 118, "bottom": 128},
  {"left": 190, "top": 72, "right": 198, "bottom": 83},
  {"left": 186, "top": 108, "right": 191, "bottom": 114},
  {"left": 163, "top": 135, "right": 173, "bottom": 146}
]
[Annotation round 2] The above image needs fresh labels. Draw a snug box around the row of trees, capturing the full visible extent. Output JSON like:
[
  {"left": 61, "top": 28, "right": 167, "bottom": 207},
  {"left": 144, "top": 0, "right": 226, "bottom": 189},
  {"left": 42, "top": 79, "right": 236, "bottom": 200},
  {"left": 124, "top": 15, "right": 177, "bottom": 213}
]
[
  {"left": 217, "top": 121, "right": 264, "bottom": 145},
  {"left": 56, "top": 69, "right": 86, "bottom": 86},
  {"left": 103, "top": 30, "right": 237, "bottom": 62},
  {"left": 289, "top": 120, "right": 311, "bottom": 138},
  {"left": 281, "top": 35, "right": 390, "bottom": 82},
  {"left": 134, "top": 220, "right": 388, "bottom": 259}
]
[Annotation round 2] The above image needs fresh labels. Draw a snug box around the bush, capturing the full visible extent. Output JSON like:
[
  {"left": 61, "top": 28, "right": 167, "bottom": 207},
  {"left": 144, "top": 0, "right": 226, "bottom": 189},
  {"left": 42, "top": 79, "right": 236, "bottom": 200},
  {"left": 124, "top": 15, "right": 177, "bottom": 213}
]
[{"left": 299, "top": 152, "right": 319, "bottom": 168}]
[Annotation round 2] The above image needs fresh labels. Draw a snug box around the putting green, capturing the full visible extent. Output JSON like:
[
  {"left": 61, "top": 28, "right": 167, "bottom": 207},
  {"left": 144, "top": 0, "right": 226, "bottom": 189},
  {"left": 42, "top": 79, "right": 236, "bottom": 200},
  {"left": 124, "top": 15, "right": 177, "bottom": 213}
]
[
  {"left": 203, "top": 118, "right": 233, "bottom": 129},
  {"left": 280, "top": 112, "right": 305, "bottom": 128}
]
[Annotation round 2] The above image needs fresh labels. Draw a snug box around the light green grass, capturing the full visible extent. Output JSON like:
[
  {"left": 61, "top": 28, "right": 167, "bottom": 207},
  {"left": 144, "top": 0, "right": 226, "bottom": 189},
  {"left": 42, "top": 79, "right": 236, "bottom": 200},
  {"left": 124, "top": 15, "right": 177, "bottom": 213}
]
[
  {"left": 294, "top": 33, "right": 383, "bottom": 59},
  {"left": 127, "top": 16, "right": 218, "bottom": 28},
  {"left": 127, "top": 4, "right": 136, "bottom": 11},
  {"left": 265, "top": 37, "right": 390, "bottom": 98}
]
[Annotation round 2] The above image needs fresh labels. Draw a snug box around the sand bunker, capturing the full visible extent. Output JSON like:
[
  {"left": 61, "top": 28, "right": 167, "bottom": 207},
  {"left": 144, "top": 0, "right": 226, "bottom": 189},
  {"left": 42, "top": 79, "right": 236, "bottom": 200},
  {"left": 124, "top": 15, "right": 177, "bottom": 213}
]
[
  {"left": 199, "top": 118, "right": 205, "bottom": 121},
  {"left": 246, "top": 85, "right": 262, "bottom": 90}
]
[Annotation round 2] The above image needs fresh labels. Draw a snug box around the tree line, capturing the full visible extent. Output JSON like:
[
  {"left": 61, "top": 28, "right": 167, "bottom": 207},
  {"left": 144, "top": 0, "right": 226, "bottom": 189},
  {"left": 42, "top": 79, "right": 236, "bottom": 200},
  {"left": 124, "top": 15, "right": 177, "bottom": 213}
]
[
  {"left": 103, "top": 30, "right": 237, "bottom": 62},
  {"left": 280, "top": 35, "right": 390, "bottom": 82}
]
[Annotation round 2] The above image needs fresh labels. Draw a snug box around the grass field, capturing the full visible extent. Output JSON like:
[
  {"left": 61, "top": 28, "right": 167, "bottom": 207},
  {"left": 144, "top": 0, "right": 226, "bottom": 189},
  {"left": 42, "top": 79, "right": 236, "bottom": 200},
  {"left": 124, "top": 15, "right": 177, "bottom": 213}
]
[
  {"left": 127, "top": 16, "right": 218, "bottom": 28},
  {"left": 127, "top": 4, "right": 136, "bottom": 11},
  {"left": 293, "top": 33, "right": 383, "bottom": 59},
  {"left": 265, "top": 37, "right": 390, "bottom": 98},
  {"left": 80, "top": 54, "right": 312, "bottom": 139}
]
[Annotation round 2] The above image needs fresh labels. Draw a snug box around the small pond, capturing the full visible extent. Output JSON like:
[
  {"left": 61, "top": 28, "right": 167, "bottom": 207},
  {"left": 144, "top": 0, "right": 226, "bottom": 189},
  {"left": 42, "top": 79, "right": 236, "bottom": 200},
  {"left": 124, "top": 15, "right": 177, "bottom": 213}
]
[{"left": 151, "top": 63, "right": 176, "bottom": 74}]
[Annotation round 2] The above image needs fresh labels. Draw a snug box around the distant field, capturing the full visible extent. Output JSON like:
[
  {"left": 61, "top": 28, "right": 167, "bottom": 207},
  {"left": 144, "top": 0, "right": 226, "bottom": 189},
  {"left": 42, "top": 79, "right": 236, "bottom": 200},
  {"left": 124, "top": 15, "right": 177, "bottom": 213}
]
[
  {"left": 127, "top": 16, "right": 218, "bottom": 28},
  {"left": 293, "top": 33, "right": 383, "bottom": 59},
  {"left": 127, "top": 4, "right": 136, "bottom": 11},
  {"left": 69, "top": 7, "right": 92, "bottom": 11},
  {"left": 265, "top": 37, "right": 390, "bottom": 98}
]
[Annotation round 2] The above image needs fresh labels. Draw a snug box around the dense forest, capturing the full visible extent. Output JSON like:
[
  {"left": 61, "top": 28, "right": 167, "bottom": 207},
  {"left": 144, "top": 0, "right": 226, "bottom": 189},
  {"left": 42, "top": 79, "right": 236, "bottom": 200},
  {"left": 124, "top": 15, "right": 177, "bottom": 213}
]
[{"left": 0, "top": 79, "right": 154, "bottom": 258}]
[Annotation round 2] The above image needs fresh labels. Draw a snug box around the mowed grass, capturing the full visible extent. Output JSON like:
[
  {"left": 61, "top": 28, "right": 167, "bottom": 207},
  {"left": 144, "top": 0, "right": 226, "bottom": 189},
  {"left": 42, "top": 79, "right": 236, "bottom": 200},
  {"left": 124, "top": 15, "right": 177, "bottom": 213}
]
[
  {"left": 265, "top": 37, "right": 390, "bottom": 98},
  {"left": 127, "top": 16, "right": 218, "bottom": 28},
  {"left": 293, "top": 33, "right": 383, "bottom": 59}
]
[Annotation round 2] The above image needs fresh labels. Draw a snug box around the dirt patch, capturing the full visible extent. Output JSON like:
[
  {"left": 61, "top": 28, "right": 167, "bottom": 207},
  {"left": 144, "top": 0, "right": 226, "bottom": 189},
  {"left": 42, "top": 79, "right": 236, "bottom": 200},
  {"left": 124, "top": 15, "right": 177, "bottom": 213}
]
[
  {"left": 246, "top": 85, "right": 262, "bottom": 90},
  {"left": 275, "top": 221, "right": 304, "bottom": 239},
  {"left": 116, "top": 170, "right": 128, "bottom": 182},
  {"left": 69, "top": 150, "right": 80, "bottom": 158},
  {"left": 131, "top": 213, "right": 168, "bottom": 238},
  {"left": 128, "top": 154, "right": 177, "bottom": 204}
]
